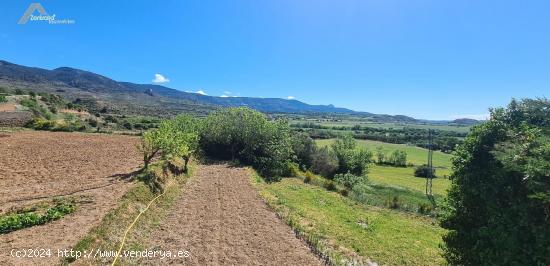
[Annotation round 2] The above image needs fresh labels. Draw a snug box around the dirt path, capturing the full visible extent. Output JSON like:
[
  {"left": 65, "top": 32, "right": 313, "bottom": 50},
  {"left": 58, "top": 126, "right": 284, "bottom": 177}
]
[
  {"left": 0, "top": 131, "right": 141, "bottom": 266},
  {"left": 142, "top": 164, "right": 321, "bottom": 265}
]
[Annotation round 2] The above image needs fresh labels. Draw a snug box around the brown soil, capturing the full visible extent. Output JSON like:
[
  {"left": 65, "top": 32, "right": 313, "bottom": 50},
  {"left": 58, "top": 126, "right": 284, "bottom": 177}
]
[
  {"left": 141, "top": 164, "right": 321, "bottom": 266},
  {"left": 0, "top": 131, "right": 142, "bottom": 266},
  {"left": 0, "top": 103, "right": 17, "bottom": 112},
  {"left": 0, "top": 112, "right": 32, "bottom": 127}
]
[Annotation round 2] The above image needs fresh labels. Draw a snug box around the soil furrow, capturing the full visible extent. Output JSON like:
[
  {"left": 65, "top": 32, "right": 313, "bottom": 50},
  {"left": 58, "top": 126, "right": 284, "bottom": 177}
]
[{"left": 142, "top": 164, "right": 321, "bottom": 265}]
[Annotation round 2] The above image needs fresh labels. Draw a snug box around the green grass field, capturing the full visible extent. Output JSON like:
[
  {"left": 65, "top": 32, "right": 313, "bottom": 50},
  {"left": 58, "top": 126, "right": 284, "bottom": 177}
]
[
  {"left": 370, "top": 165, "right": 450, "bottom": 196},
  {"left": 316, "top": 139, "right": 452, "bottom": 195},
  {"left": 316, "top": 139, "right": 453, "bottom": 168},
  {"left": 255, "top": 177, "right": 445, "bottom": 265}
]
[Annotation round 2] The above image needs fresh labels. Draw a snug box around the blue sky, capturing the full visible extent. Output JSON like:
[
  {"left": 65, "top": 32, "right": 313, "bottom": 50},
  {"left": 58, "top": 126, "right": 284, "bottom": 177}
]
[{"left": 1, "top": 0, "right": 548, "bottom": 120}]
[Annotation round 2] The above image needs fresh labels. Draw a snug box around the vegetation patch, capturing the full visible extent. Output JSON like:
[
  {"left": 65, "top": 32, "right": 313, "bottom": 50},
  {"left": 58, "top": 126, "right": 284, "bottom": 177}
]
[
  {"left": 369, "top": 165, "right": 450, "bottom": 196},
  {"left": 0, "top": 199, "right": 76, "bottom": 234},
  {"left": 67, "top": 162, "right": 194, "bottom": 264},
  {"left": 252, "top": 175, "right": 445, "bottom": 265}
]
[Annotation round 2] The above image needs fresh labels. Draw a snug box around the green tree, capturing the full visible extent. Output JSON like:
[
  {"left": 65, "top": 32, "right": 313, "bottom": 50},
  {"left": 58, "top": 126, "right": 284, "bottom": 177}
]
[
  {"left": 290, "top": 132, "right": 317, "bottom": 170},
  {"left": 388, "top": 150, "right": 407, "bottom": 167},
  {"left": 200, "top": 107, "right": 293, "bottom": 179},
  {"left": 331, "top": 134, "right": 372, "bottom": 176},
  {"left": 334, "top": 172, "right": 367, "bottom": 190},
  {"left": 311, "top": 146, "right": 339, "bottom": 178},
  {"left": 375, "top": 146, "right": 386, "bottom": 164},
  {"left": 440, "top": 98, "right": 550, "bottom": 265}
]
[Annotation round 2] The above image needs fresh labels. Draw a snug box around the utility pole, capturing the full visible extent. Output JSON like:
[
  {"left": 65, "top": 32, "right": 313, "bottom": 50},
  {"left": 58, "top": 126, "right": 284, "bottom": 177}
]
[{"left": 426, "top": 129, "right": 434, "bottom": 198}]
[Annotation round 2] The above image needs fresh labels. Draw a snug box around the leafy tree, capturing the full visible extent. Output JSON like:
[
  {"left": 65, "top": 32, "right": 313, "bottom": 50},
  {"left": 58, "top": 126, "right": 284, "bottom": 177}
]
[
  {"left": 171, "top": 114, "right": 200, "bottom": 172},
  {"left": 290, "top": 132, "right": 317, "bottom": 170},
  {"left": 200, "top": 107, "right": 293, "bottom": 179},
  {"left": 331, "top": 134, "right": 372, "bottom": 176},
  {"left": 138, "top": 127, "right": 164, "bottom": 169},
  {"left": 388, "top": 150, "right": 407, "bottom": 167},
  {"left": 311, "top": 146, "right": 339, "bottom": 178},
  {"left": 375, "top": 146, "right": 386, "bottom": 164},
  {"left": 440, "top": 98, "right": 550, "bottom": 266}
]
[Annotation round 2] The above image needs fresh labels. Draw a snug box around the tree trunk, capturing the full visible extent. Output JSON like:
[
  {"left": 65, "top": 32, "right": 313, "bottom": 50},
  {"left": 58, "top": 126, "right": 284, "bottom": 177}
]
[{"left": 183, "top": 156, "right": 190, "bottom": 173}]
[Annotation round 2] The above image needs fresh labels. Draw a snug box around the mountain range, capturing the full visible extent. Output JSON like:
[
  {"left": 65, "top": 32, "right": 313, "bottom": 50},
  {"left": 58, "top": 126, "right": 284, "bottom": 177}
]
[{"left": 0, "top": 60, "right": 470, "bottom": 124}]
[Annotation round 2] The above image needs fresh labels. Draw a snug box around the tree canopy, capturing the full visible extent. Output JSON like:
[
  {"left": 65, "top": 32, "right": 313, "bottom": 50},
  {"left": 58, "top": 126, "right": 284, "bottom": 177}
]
[{"left": 440, "top": 98, "right": 550, "bottom": 265}]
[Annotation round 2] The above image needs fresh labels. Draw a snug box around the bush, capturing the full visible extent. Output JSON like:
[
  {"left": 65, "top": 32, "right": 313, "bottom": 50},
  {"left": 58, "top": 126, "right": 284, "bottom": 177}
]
[
  {"left": 334, "top": 172, "right": 367, "bottom": 190},
  {"left": 323, "top": 180, "right": 337, "bottom": 191},
  {"left": 290, "top": 132, "right": 316, "bottom": 170},
  {"left": 311, "top": 146, "right": 339, "bottom": 178},
  {"left": 414, "top": 165, "right": 436, "bottom": 178},
  {"left": 138, "top": 115, "right": 199, "bottom": 172},
  {"left": 387, "top": 150, "right": 407, "bottom": 167},
  {"left": 440, "top": 98, "right": 550, "bottom": 265},
  {"left": 200, "top": 107, "right": 293, "bottom": 179},
  {"left": 14, "top": 89, "right": 24, "bottom": 95},
  {"left": 331, "top": 134, "right": 372, "bottom": 176},
  {"left": 418, "top": 203, "right": 433, "bottom": 215},
  {"left": 386, "top": 195, "right": 400, "bottom": 209},
  {"left": 0, "top": 95, "right": 6, "bottom": 103},
  {"left": 304, "top": 171, "right": 315, "bottom": 184}
]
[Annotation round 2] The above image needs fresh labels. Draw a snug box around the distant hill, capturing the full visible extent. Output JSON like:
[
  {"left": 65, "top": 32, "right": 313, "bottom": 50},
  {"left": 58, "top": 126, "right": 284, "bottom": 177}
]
[{"left": 0, "top": 60, "right": 417, "bottom": 122}]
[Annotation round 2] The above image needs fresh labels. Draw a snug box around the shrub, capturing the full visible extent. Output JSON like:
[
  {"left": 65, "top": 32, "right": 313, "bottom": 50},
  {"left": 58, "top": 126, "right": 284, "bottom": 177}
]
[
  {"left": 14, "top": 89, "right": 24, "bottom": 95},
  {"left": 339, "top": 189, "right": 349, "bottom": 197},
  {"left": 28, "top": 118, "right": 56, "bottom": 130},
  {"left": 418, "top": 203, "right": 433, "bottom": 215},
  {"left": 414, "top": 164, "right": 436, "bottom": 178},
  {"left": 138, "top": 115, "right": 199, "bottom": 172},
  {"left": 87, "top": 118, "right": 98, "bottom": 127},
  {"left": 440, "top": 98, "right": 550, "bottom": 265},
  {"left": 290, "top": 132, "right": 317, "bottom": 170},
  {"left": 0, "top": 95, "right": 6, "bottom": 103},
  {"left": 311, "top": 146, "right": 339, "bottom": 178},
  {"left": 200, "top": 107, "right": 293, "bottom": 178},
  {"left": 387, "top": 150, "right": 407, "bottom": 167},
  {"left": 304, "top": 171, "right": 315, "bottom": 184},
  {"left": 122, "top": 121, "right": 133, "bottom": 130},
  {"left": 331, "top": 134, "right": 373, "bottom": 176},
  {"left": 334, "top": 172, "right": 367, "bottom": 190},
  {"left": 375, "top": 146, "right": 386, "bottom": 164},
  {"left": 323, "top": 180, "right": 337, "bottom": 191},
  {"left": 387, "top": 195, "right": 400, "bottom": 209}
]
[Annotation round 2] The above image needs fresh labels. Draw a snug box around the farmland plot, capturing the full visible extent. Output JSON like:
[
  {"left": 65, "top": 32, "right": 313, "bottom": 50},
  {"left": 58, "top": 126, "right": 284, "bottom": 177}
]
[{"left": 0, "top": 131, "right": 141, "bottom": 265}]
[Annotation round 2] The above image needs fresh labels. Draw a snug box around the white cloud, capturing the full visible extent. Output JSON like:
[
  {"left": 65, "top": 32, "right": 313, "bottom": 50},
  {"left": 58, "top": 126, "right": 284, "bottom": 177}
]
[
  {"left": 152, "top": 73, "right": 170, "bottom": 84},
  {"left": 220, "top": 95, "right": 229, "bottom": 97},
  {"left": 196, "top": 90, "right": 207, "bottom": 95},
  {"left": 450, "top": 113, "right": 489, "bottom": 120},
  {"left": 287, "top": 96, "right": 295, "bottom": 100}
]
